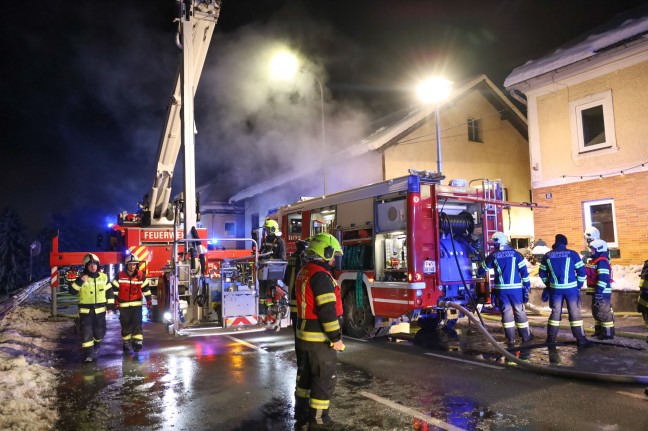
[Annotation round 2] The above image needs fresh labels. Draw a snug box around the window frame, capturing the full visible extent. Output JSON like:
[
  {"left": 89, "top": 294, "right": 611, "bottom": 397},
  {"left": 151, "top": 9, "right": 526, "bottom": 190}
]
[
  {"left": 582, "top": 198, "right": 618, "bottom": 248},
  {"left": 569, "top": 90, "right": 618, "bottom": 159},
  {"left": 467, "top": 117, "right": 483, "bottom": 143},
  {"left": 224, "top": 221, "right": 236, "bottom": 237}
]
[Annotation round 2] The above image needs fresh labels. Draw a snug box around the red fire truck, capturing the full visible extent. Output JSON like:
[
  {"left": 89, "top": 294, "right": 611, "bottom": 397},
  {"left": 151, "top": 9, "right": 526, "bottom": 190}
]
[{"left": 271, "top": 170, "right": 536, "bottom": 339}]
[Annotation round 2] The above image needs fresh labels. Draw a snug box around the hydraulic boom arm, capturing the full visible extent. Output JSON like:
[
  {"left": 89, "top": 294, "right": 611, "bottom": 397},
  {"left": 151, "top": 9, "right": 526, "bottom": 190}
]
[{"left": 143, "top": 0, "right": 221, "bottom": 226}]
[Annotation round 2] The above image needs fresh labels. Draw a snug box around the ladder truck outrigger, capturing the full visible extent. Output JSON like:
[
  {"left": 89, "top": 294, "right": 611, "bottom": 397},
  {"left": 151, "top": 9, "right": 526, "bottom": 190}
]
[
  {"left": 50, "top": 1, "right": 269, "bottom": 335},
  {"left": 270, "top": 170, "right": 538, "bottom": 339}
]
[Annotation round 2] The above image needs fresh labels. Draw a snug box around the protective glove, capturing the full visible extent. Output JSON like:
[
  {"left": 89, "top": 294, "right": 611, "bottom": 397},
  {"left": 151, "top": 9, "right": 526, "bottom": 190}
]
[
  {"left": 522, "top": 289, "right": 529, "bottom": 304},
  {"left": 146, "top": 299, "right": 152, "bottom": 310},
  {"left": 541, "top": 288, "right": 550, "bottom": 303},
  {"left": 114, "top": 301, "right": 120, "bottom": 311}
]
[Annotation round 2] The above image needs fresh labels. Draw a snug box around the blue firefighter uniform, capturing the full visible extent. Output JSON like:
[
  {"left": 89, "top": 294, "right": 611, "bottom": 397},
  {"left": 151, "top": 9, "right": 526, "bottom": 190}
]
[
  {"left": 585, "top": 247, "right": 615, "bottom": 339},
  {"left": 478, "top": 247, "right": 532, "bottom": 346},
  {"left": 539, "top": 237, "right": 589, "bottom": 345},
  {"left": 637, "top": 260, "right": 648, "bottom": 341}
]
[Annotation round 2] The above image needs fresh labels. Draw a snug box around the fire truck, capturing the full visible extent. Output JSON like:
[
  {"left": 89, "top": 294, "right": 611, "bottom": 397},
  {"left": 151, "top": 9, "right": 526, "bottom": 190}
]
[
  {"left": 271, "top": 170, "right": 536, "bottom": 339},
  {"left": 49, "top": 1, "right": 269, "bottom": 333}
]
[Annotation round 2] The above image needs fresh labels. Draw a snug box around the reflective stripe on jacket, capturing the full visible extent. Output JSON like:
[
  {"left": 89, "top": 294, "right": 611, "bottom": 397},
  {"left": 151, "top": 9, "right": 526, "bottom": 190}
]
[
  {"left": 478, "top": 248, "right": 530, "bottom": 290},
  {"left": 539, "top": 245, "right": 586, "bottom": 289},
  {"left": 111, "top": 270, "right": 151, "bottom": 307},
  {"left": 71, "top": 272, "right": 114, "bottom": 307},
  {"left": 295, "top": 261, "right": 342, "bottom": 344}
]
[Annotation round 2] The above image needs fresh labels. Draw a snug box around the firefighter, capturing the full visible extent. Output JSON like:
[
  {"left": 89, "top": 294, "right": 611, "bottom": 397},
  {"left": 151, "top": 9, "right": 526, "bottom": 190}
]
[
  {"left": 112, "top": 254, "right": 152, "bottom": 353},
  {"left": 259, "top": 219, "right": 286, "bottom": 320},
  {"left": 294, "top": 233, "right": 345, "bottom": 431},
  {"left": 585, "top": 239, "right": 615, "bottom": 340},
  {"left": 70, "top": 253, "right": 115, "bottom": 362},
  {"left": 477, "top": 232, "right": 533, "bottom": 348},
  {"left": 637, "top": 259, "right": 648, "bottom": 343},
  {"left": 539, "top": 234, "right": 590, "bottom": 347}
]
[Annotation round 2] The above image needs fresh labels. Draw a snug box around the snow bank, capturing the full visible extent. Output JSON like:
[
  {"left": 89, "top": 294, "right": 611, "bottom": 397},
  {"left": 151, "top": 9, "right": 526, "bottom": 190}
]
[
  {"left": 529, "top": 264, "right": 643, "bottom": 291},
  {"left": 0, "top": 306, "right": 67, "bottom": 431}
]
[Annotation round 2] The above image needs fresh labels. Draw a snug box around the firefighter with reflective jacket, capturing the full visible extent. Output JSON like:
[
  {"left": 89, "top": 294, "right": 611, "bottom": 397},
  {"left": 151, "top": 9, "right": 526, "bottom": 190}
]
[
  {"left": 478, "top": 232, "right": 533, "bottom": 348},
  {"left": 70, "top": 253, "right": 115, "bottom": 362},
  {"left": 539, "top": 234, "right": 590, "bottom": 346},
  {"left": 284, "top": 238, "right": 310, "bottom": 367},
  {"left": 112, "top": 255, "right": 152, "bottom": 353},
  {"left": 259, "top": 219, "right": 287, "bottom": 319},
  {"left": 294, "top": 233, "right": 345, "bottom": 430},
  {"left": 585, "top": 239, "right": 615, "bottom": 340}
]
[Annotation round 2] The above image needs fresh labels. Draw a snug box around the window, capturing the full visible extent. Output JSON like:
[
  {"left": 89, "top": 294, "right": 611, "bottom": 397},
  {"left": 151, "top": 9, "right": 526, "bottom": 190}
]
[
  {"left": 583, "top": 199, "right": 618, "bottom": 247},
  {"left": 224, "top": 222, "right": 236, "bottom": 236},
  {"left": 467, "top": 117, "right": 483, "bottom": 143},
  {"left": 569, "top": 90, "right": 617, "bottom": 158}
]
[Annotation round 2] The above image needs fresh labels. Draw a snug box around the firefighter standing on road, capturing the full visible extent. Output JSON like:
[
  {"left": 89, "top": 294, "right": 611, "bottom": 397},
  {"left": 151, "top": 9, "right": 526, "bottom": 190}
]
[
  {"left": 477, "top": 232, "right": 533, "bottom": 348},
  {"left": 294, "top": 233, "right": 345, "bottom": 431},
  {"left": 70, "top": 253, "right": 115, "bottom": 362},
  {"left": 112, "top": 255, "right": 152, "bottom": 353},
  {"left": 539, "top": 234, "right": 590, "bottom": 347},
  {"left": 585, "top": 239, "right": 615, "bottom": 340},
  {"left": 259, "top": 219, "right": 286, "bottom": 320}
]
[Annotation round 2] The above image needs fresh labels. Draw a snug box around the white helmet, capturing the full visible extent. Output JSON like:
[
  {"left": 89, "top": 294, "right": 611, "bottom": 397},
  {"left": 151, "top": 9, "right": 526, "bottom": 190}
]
[
  {"left": 490, "top": 232, "right": 508, "bottom": 246},
  {"left": 82, "top": 253, "right": 100, "bottom": 267},
  {"left": 584, "top": 226, "right": 600, "bottom": 243},
  {"left": 589, "top": 239, "right": 608, "bottom": 253}
]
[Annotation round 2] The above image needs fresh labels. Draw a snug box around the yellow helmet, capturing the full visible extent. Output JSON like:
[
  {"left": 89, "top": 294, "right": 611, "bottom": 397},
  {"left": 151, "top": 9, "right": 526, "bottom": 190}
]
[
  {"left": 82, "top": 253, "right": 100, "bottom": 267},
  {"left": 306, "top": 233, "right": 343, "bottom": 260},
  {"left": 264, "top": 219, "right": 279, "bottom": 234}
]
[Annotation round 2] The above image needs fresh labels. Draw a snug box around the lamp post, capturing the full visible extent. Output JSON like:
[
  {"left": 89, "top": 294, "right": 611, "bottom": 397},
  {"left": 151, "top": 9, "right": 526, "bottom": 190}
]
[
  {"left": 416, "top": 77, "right": 453, "bottom": 175},
  {"left": 270, "top": 50, "right": 327, "bottom": 195}
]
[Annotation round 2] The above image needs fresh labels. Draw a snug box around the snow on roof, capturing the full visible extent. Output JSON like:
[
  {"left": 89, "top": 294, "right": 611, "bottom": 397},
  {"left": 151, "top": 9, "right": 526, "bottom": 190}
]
[{"left": 504, "top": 13, "right": 648, "bottom": 88}]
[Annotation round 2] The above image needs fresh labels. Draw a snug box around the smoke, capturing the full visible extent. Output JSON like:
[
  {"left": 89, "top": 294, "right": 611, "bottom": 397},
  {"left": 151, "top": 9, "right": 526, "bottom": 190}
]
[{"left": 193, "top": 8, "right": 374, "bottom": 201}]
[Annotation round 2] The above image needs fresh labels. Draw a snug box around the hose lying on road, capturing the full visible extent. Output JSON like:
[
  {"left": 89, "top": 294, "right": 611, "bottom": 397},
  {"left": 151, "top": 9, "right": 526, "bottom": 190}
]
[{"left": 441, "top": 300, "right": 648, "bottom": 384}]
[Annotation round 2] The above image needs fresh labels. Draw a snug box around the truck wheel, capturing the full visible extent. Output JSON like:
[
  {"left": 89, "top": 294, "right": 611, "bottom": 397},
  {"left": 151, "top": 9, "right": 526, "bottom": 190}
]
[{"left": 343, "top": 290, "right": 389, "bottom": 340}]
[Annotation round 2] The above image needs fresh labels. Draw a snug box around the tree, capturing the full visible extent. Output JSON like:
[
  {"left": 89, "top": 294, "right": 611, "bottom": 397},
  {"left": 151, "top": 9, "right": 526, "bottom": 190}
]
[{"left": 0, "top": 207, "right": 30, "bottom": 295}]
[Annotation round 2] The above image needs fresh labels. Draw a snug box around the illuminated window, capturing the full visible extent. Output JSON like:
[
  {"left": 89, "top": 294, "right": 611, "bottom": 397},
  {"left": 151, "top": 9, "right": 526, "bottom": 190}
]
[
  {"left": 570, "top": 90, "right": 617, "bottom": 158},
  {"left": 583, "top": 198, "right": 618, "bottom": 247}
]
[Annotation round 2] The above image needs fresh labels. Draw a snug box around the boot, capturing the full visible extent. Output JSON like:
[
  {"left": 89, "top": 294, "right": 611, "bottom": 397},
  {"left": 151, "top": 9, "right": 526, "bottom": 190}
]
[
  {"left": 93, "top": 342, "right": 101, "bottom": 359},
  {"left": 577, "top": 338, "right": 593, "bottom": 348},
  {"left": 123, "top": 341, "right": 131, "bottom": 353},
  {"left": 133, "top": 340, "right": 143, "bottom": 353},
  {"left": 522, "top": 333, "right": 534, "bottom": 344}
]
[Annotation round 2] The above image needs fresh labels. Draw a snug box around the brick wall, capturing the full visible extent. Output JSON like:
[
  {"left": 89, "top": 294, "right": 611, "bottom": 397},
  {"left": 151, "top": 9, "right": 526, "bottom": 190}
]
[{"left": 532, "top": 170, "right": 648, "bottom": 265}]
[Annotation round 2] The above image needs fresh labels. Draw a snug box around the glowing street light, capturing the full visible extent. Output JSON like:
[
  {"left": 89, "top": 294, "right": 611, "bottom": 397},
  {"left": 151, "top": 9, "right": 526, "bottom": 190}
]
[
  {"left": 417, "top": 77, "right": 453, "bottom": 175},
  {"left": 269, "top": 50, "right": 327, "bottom": 195}
]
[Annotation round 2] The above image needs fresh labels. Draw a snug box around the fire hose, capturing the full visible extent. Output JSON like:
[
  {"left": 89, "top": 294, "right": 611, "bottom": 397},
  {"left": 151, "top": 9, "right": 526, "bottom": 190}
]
[{"left": 439, "top": 300, "right": 648, "bottom": 384}]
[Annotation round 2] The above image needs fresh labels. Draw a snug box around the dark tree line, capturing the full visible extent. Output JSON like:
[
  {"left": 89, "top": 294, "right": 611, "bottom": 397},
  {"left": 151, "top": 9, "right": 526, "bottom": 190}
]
[{"left": 0, "top": 207, "right": 30, "bottom": 295}]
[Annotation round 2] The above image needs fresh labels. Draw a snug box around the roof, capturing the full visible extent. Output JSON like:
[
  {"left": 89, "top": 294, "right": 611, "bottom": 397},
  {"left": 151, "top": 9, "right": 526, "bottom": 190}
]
[
  {"left": 228, "top": 75, "right": 526, "bottom": 203},
  {"left": 504, "top": 5, "right": 648, "bottom": 88}
]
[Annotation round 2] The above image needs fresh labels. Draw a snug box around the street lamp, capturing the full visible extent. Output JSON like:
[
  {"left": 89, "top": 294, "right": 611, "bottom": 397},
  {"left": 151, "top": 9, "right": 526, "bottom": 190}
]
[
  {"left": 269, "top": 50, "right": 327, "bottom": 195},
  {"left": 416, "top": 77, "right": 453, "bottom": 175}
]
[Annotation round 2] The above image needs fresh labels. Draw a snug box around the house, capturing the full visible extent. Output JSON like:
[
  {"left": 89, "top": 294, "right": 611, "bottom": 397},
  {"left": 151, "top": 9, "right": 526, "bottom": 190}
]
[
  {"left": 228, "top": 74, "right": 532, "bottom": 243},
  {"left": 504, "top": 6, "right": 648, "bottom": 264}
]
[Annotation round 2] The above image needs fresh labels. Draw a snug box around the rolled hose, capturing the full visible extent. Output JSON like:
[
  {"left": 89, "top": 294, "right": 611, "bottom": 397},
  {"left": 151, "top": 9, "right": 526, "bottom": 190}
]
[{"left": 439, "top": 300, "right": 648, "bottom": 384}]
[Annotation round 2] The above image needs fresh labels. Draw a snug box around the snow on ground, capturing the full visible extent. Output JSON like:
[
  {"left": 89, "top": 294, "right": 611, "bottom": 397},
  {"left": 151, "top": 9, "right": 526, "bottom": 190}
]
[{"left": 0, "top": 303, "right": 69, "bottom": 431}]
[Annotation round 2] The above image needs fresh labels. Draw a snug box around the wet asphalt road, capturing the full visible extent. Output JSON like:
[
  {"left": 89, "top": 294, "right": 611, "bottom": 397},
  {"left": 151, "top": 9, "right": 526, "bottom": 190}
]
[{"left": 54, "top": 315, "right": 648, "bottom": 431}]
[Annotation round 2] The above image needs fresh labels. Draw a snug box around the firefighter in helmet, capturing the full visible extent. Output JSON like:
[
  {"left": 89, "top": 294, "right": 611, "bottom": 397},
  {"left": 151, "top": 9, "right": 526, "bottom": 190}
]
[
  {"left": 477, "top": 232, "right": 533, "bottom": 348},
  {"left": 112, "top": 254, "right": 152, "bottom": 353},
  {"left": 294, "top": 233, "right": 344, "bottom": 430},
  {"left": 539, "top": 234, "right": 590, "bottom": 347},
  {"left": 585, "top": 239, "right": 615, "bottom": 340},
  {"left": 258, "top": 219, "right": 286, "bottom": 320},
  {"left": 70, "top": 253, "right": 115, "bottom": 362},
  {"left": 584, "top": 226, "right": 601, "bottom": 244}
]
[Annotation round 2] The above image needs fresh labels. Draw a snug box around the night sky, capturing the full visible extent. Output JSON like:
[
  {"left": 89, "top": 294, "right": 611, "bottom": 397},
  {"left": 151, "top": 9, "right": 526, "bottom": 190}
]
[{"left": 2, "top": 0, "right": 646, "bottom": 241}]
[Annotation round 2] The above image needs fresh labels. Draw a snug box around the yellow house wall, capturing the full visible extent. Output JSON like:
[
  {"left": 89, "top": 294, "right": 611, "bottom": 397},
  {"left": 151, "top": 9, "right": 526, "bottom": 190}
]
[
  {"left": 383, "top": 91, "right": 534, "bottom": 237},
  {"left": 536, "top": 61, "right": 648, "bottom": 180}
]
